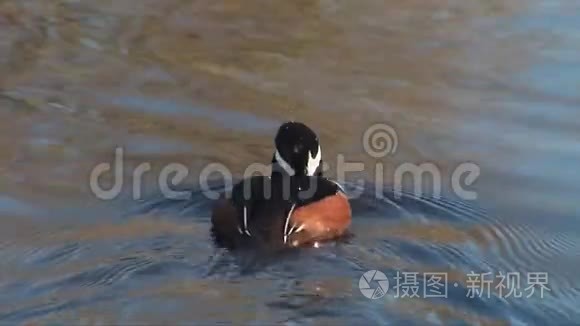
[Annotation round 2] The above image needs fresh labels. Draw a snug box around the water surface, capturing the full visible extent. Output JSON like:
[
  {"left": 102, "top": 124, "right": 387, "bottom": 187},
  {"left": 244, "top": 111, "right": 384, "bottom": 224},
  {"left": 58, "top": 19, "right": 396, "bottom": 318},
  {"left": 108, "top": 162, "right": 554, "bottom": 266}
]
[{"left": 1, "top": 0, "right": 579, "bottom": 324}]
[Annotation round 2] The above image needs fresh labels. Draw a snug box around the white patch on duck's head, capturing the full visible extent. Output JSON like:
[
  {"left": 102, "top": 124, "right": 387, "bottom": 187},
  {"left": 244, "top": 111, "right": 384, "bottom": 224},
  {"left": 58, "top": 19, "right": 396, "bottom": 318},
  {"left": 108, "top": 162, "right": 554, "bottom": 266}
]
[{"left": 306, "top": 145, "right": 321, "bottom": 176}]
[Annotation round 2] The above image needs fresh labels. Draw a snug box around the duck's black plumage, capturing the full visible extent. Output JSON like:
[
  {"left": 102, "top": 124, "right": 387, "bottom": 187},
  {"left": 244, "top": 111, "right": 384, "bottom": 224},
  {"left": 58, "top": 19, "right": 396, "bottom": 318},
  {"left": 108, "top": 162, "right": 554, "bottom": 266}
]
[
  {"left": 211, "top": 175, "right": 343, "bottom": 249},
  {"left": 210, "top": 121, "right": 351, "bottom": 250}
]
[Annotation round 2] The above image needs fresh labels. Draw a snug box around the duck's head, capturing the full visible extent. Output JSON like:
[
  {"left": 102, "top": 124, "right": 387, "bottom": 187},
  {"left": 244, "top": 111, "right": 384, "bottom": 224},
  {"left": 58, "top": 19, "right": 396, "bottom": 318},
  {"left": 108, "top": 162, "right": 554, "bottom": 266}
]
[{"left": 272, "top": 121, "right": 323, "bottom": 177}]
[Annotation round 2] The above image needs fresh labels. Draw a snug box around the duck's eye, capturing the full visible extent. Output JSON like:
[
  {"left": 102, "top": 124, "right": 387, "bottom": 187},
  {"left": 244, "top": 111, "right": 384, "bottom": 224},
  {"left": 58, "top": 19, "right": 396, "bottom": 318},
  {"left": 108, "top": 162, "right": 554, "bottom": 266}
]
[{"left": 293, "top": 144, "right": 302, "bottom": 154}]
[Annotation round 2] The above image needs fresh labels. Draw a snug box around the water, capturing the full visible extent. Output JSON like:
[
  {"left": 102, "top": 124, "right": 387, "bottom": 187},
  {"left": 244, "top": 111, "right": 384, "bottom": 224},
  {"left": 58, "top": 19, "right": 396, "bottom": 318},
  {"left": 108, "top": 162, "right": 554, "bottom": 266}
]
[{"left": 1, "top": 0, "right": 579, "bottom": 324}]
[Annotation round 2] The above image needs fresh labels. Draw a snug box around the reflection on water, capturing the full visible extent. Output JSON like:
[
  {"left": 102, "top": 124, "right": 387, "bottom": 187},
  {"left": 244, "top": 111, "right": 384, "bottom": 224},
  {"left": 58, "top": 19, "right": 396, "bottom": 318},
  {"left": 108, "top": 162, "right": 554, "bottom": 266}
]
[{"left": 1, "top": 0, "right": 579, "bottom": 324}]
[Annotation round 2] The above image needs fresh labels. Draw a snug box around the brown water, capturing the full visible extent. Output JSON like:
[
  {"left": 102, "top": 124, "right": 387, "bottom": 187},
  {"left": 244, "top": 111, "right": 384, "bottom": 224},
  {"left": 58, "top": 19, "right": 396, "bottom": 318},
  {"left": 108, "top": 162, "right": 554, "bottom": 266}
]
[{"left": 1, "top": 0, "right": 579, "bottom": 324}]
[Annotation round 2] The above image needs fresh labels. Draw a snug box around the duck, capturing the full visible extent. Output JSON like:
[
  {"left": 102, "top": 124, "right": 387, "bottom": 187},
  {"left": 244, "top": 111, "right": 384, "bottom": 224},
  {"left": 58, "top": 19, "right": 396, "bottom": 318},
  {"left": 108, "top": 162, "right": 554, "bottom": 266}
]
[{"left": 210, "top": 121, "right": 351, "bottom": 250}]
